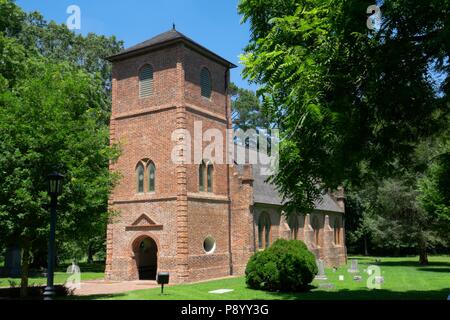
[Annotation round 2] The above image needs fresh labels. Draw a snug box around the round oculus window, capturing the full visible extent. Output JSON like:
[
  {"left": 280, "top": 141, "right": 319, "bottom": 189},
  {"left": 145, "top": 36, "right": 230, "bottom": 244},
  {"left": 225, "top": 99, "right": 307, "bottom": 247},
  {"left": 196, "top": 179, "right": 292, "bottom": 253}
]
[{"left": 203, "top": 236, "right": 216, "bottom": 254}]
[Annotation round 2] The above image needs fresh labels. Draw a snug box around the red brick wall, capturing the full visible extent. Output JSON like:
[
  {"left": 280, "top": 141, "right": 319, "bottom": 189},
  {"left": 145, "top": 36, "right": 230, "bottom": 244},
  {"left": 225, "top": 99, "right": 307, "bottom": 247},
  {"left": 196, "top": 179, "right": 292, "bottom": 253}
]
[
  {"left": 106, "top": 39, "right": 347, "bottom": 283},
  {"left": 112, "top": 45, "right": 181, "bottom": 115},
  {"left": 184, "top": 47, "right": 228, "bottom": 115},
  {"left": 107, "top": 41, "right": 236, "bottom": 283}
]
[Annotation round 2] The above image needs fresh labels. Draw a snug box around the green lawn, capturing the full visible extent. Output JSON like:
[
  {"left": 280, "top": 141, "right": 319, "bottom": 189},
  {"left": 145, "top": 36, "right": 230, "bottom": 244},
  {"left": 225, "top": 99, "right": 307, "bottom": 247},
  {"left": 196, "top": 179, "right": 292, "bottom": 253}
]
[
  {"left": 0, "top": 262, "right": 105, "bottom": 288},
  {"left": 79, "top": 256, "right": 450, "bottom": 300}
]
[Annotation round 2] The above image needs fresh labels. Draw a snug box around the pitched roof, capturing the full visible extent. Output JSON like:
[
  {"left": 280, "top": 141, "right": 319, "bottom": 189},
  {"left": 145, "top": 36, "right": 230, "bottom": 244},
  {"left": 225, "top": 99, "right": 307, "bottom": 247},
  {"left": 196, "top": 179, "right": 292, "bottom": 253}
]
[
  {"left": 233, "top": 144, "right": 344, "bottom": 213},
  {"left": 252, "top": 162, "right": 344, "bottom": 213},
  {"left": 252, "top": 163, "right": 285, "bottom": 206},
  {"left": 106, "top": 28, "right": 237, "bottom": 68}
]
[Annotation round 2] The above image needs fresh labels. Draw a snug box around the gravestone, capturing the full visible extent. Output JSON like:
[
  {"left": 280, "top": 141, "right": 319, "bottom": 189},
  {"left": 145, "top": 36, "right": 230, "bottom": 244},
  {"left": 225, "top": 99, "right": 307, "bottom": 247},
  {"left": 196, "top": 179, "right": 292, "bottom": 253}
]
[
  {"left": 375, "top": 276, "right": 384, "bottom": 285},
  {"left": 338, "top": 275, "right": 345, "bottom": 281},
  {"left": 4, "top": 245, "right": 21, "bottom": 277},
  {"left": 65, "top": 262, "right": 81, "bottom": 291},
  {"left": 319, "top": 283, "right": 335, "bottom": 290},
  {"left": 66, "top": 261, "right": 80, "bottom": 274},
  {"left": 315, "top": 259, "right": 327, "bottom": 280},
  {"left": 347, "top": 259, "right": 359, "bottom": 273}
]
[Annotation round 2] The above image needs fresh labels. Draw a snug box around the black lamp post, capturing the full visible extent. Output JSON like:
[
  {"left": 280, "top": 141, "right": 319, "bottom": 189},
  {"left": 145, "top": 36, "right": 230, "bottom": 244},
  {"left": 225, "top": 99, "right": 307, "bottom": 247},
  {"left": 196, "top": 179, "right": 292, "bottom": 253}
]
[{"left": 43, "top": 172, "right": 64, "bottom": 301}]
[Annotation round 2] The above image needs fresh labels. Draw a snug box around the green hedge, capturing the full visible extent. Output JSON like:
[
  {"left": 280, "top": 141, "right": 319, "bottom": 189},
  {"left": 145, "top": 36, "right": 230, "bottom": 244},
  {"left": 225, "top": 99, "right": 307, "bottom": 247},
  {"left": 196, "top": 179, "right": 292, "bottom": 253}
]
[{"left": 245, "top": 239, "right": 318, "bottom": 292}]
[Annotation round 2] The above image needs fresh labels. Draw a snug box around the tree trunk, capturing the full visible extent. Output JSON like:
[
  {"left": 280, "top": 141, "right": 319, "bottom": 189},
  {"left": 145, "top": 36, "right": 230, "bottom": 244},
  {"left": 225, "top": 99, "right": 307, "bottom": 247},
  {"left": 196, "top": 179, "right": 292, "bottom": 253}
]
[
  {"left": 87, "top": 242, "right": 94, "bottom": 264},
  {"left": 364, "top": 236, "right": 369, "bottom": 256},
  {"left": 418, "top": 234, "right": 428, "bottom": 265},
  {"left": 20, "top": 243, "right": 31, "bottom": 298}
]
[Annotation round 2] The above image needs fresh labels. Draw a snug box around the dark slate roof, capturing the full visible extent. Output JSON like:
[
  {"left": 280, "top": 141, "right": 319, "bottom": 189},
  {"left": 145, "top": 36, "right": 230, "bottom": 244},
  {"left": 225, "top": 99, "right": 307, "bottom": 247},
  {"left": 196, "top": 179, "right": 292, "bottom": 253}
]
[
  {"left": 236, "top": 145, "right": 343, "bottom": 213},
  {"left": 106, "top": 28, "right": 237, "bottom": 68},
  {"left": 252, "top": 163, "right": 285, "bottom": 206},
  {"left": 313, "top": 193, "right": 344, "bottom": 213},
  {"left": 252, "top": 163, "right": 344, "bottom": 212}
]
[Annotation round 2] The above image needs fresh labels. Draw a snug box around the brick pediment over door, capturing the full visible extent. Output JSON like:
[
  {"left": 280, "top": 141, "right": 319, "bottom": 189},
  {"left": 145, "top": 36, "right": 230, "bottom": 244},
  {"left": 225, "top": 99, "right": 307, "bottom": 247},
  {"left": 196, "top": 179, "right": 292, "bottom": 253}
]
[{"left": 126, "top": 214, "right": 163, "bottom": 231}]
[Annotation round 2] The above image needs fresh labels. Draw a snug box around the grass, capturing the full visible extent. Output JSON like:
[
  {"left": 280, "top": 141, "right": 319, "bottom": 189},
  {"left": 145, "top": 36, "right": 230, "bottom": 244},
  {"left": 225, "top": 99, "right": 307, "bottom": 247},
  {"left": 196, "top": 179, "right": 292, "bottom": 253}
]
[
  {"left": 0, "top": 262, "right": 105, "bottom": 288},
  {"left": 76, "top": 256, "right": 450, "bottom": 300}
]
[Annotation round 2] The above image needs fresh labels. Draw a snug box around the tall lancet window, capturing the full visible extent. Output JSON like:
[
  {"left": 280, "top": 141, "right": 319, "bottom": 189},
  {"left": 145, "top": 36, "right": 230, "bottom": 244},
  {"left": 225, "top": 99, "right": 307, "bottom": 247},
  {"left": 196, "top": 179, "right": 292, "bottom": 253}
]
[
  {"left": 207, "top": 162, "right": 214, "bottom": 192},
  {"left": 199, "top": 160, "right": 214, "bottom": 193},
  {"left": 136, "top": 163, "right": 145, "bottom": 193},
  {"left": 199, "top": 161, "right": 206, "bottom": 192},
  {"left": 334, "top": 217, "right": 341, "bottom": 245},
  {"left": 288, "top": 214, "right": 300, "bottom": 240},
  {"left": 312, "top": 216, "right": 320, "bottom": 246},
  {"left": 147, "top": 161, "right": 156, "bottom": 192},
  {"left": 258, "top": 212, "right": 271, "bottom": 249}
]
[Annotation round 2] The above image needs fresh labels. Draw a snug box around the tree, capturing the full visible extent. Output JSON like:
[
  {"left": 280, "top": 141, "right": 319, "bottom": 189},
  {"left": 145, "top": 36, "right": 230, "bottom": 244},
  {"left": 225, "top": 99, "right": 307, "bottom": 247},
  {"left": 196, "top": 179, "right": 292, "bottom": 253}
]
[
  {"left": 0, "top": 58, "right": 119, "bottom": 296},
  {"left": 0, "top": 0, "right": 25, "bottom": 38},
  {"left": 417, "top": 127, "right": 450, "bottom": 254},
  {"left": 230, "top": 83, "right": 270, "bottom": 131},
  {"left": 0, "top": 33, "right": 26, "bottom": 89},
  {"left": 345, "top": 132, "right": 449, "bottom": 262},
  {"left": 18, "top": 11, "right": 123, "bottom": 97},
  {"left": 345, "top": 184, "right": 378, "bottom": 256},
  {"left": 1, "top": 0, "right": 123, "bottom": 111},
  {"left": 238, "top": 0, "right": 449, "bottom": 213},
  {"left": 0, "top": 1, "right": 124, "bottom": 275}
]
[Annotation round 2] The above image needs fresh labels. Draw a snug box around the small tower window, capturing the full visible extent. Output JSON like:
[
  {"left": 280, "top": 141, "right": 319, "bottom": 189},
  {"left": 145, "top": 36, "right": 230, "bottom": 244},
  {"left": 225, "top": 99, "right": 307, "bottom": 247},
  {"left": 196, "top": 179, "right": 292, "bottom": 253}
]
[
  {"left": 200, "top": 67, "right": 212, "bottom": 98},
  {"left": 136, "top": 163, "right": 145, "bottom": 193},
  {"left": 147, "top": 161, "right": 156, "bottom": 192},
  {"left": 139, "top": 65, "right": 154, "bottom": 98}
]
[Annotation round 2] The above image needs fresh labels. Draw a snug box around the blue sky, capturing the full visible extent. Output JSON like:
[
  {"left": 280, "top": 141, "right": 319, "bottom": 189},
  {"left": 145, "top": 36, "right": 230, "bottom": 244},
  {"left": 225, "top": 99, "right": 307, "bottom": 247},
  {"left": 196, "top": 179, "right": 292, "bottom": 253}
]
[{"left": 16, "top": 0, "right": 255, "bottom": 90}]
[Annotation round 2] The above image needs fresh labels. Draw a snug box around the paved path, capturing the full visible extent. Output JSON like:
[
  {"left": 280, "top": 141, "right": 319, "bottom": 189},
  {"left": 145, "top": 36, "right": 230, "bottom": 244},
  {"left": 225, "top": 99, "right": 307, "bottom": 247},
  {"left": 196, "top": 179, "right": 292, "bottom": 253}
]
[
  {"left": 73, "top": 275, "right": 241, "bottom": 297},
  {"left": 74, "top": 280, "right": 158, "bottom": 296}
]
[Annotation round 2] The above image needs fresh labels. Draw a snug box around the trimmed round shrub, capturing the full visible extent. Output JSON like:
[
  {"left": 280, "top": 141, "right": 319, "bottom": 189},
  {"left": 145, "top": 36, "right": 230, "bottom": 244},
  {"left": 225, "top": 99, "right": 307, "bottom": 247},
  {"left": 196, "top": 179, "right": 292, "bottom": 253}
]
[{"left": 245, "top": 239, "right": 318, "bottom": 292}]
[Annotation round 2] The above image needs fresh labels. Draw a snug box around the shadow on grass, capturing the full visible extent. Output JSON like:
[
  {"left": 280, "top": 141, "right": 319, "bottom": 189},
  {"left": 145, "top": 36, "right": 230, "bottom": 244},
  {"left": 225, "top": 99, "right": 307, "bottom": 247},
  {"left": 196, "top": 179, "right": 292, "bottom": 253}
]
[
  {"left": 376, "top": 260, "right": 450, "bottom": 268},
  {"left": 66, "top": 293, "right": 127, "bottom": 300},
  {"left": 417, "top": 267, "right": 450, "bottom": 273},
  {"left": 263, "top": 288, "right": 450, "bottom": 301},
  {"left": 58, "top": 262, "right": 105, "bottom": 273},
  {"left": 1, "top": 262, "right": 105, "bottom": 281},
  {"left": 70, "top": 287, "right": 450, "bottom": 301}
]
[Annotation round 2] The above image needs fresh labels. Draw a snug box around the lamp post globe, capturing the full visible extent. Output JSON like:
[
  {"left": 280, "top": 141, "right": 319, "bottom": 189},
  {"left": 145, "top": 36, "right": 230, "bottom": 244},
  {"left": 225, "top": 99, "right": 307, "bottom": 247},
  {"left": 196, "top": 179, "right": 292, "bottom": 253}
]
[
  {"left": 47, "top": 172, "right": 64, "bottom": 196},
  {"left": 44, "top": 171, "right": 64, "bottom": 300}
]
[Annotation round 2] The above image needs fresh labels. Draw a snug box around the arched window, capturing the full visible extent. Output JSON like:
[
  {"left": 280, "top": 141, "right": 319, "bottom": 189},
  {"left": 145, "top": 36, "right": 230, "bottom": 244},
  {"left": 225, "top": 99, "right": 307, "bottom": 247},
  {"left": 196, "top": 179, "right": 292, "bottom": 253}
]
[
  {"left": 147, "top": 161, "right": 156, "bottom": 192},
  {"left": 139, "top": 65, "right": 154, "bottom": 98},
  {"left": 199, "top": 160, "right": 213, "bottom": 193},
  {"left": 258, "top": 212, "right": 271, "bottom": 249},
  {"left": 288, "top": 214, "right": 300, "bottom": 240},
  {"left": 136, "top": 163, "right": 145, "bottom": 193},
  {"left": 207, "top": 163, "right": 214, "bottom": 192},
  {"left": 311, "top": 216, "right": 320, "bottom": 246},
  {"left": 199, "top": 161, "right": 206, "bottom": 192},
  {"left": 334, "top": 217, "right": 341, "bottom": 245},
  {"left": 200, "top": 67, "right": 212, "bottom": 98}
]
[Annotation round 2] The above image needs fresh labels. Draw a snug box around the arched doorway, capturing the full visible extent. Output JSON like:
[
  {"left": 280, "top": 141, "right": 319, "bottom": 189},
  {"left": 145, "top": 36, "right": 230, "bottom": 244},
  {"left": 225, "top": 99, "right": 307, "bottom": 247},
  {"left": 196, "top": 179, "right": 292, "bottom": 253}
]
[{"left": 133, "top": 237, "right": 158, "bottom": 280}]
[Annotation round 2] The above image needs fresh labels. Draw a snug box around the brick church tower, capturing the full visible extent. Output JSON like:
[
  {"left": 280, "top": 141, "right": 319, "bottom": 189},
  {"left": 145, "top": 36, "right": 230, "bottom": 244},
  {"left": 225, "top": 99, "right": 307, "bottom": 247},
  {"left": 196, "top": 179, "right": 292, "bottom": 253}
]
[
  {"left": 105, "top": 28, "right": 243, "bottom": 283},
  {"left": 105, "top": 28, "right": 346, "bottom": 283}
]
